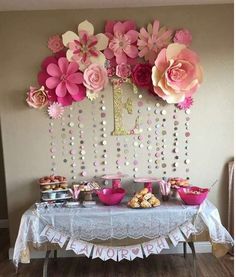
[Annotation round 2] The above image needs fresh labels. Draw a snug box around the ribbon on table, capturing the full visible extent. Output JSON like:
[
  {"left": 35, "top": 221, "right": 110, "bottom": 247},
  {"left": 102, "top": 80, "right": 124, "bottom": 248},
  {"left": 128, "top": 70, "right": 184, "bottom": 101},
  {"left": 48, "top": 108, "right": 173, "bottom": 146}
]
[{"left": 39, "top": 221, "right": 197, "bottom": 262}]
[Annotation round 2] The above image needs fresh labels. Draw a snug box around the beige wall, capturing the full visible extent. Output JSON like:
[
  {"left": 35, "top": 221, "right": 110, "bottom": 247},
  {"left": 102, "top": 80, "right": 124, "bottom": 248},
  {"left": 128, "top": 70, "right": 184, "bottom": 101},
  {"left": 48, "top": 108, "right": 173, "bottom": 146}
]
[
  {"left": 0, "top": 4, "right": 233, "bottom": 246},
  {"left": 0, "top": 123, "right": 8, "bottom": 219}
]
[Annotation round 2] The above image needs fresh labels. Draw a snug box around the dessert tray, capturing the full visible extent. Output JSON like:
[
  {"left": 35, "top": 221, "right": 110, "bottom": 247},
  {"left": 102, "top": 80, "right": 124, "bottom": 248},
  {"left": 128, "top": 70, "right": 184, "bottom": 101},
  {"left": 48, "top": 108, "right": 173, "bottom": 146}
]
[{"left": 41, "top": 195, "right": 72, "bottom": 202}]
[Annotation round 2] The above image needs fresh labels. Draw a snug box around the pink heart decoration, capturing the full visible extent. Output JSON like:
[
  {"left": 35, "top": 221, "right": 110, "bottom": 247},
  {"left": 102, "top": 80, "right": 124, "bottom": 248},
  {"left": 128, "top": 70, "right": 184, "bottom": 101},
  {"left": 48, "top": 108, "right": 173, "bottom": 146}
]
[{"left": 132, "top": 248, "right": 140, "bottom": 255}]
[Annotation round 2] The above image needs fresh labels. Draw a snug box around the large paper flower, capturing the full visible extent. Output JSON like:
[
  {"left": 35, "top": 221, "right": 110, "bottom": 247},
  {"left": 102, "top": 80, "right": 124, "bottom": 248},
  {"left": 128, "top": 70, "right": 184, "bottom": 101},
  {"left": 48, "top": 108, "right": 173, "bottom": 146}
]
[
  {"left": 138, "top": 20, "right": 173, "bottom": 65},
  {"left": 83, "top": 64, "right": 108, "bottom": 100},
  {"left": 26, "top": 86, "right": 48, "bottom": 109},
  {"left": 104, "top": 20, "right": 139, "bottom": 65},
  {"left": 62, "top": 20, "right": 109, "bottom": 71},
  {"left": 38, "top": 52, "right": 86, "bottom": 106},
  {"left": 151, "top": 43, "right": 203, "bottom": 104},
  {"left": 45, "top": 57, "right": 86, "bottom": 106}
]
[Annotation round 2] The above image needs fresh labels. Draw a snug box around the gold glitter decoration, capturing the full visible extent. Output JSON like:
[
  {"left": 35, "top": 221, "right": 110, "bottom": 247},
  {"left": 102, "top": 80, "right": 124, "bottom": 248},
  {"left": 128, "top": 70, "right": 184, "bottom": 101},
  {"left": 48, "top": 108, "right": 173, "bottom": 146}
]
[{"left": 111, "top": 78, "right": 138, "bottom": 136}]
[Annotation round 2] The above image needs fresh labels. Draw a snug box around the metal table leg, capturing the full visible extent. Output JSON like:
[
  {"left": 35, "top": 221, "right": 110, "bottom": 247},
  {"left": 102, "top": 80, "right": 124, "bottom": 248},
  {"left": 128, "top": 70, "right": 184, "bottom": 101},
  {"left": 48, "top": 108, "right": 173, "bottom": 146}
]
[
  {"left": 188, "top": 242, "right": 197, "bottom": 277},
  {"left": 54, "top": 250, "right": 57, "bottom": 259},
  {"left": 43, "top": 250, "right": 51, "bottom": 277},
  {"left": 183, "top": 242, "right": 187, "bottom": 259}
]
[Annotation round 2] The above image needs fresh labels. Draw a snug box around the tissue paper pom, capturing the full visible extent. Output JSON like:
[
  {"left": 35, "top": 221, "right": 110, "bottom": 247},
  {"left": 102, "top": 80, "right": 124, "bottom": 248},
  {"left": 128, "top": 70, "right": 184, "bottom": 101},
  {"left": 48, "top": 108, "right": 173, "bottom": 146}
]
[{"left": 48, "top": 102, "right": 64, "bottom": 119}]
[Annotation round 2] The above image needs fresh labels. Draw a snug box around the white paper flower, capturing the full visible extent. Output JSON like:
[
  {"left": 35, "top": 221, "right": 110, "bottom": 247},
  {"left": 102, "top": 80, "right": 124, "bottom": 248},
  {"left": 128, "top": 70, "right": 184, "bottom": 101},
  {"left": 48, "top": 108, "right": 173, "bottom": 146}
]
[{"left": 62, "top": 20, "right": 109, "bottom": 71}]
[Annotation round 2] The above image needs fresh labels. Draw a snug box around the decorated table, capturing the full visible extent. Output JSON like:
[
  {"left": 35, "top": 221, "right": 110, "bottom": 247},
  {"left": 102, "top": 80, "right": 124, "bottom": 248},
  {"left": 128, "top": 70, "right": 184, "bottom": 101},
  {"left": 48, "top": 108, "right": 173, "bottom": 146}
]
[{"left": 13, "top": 197, "right": 233, "bottom": 277}]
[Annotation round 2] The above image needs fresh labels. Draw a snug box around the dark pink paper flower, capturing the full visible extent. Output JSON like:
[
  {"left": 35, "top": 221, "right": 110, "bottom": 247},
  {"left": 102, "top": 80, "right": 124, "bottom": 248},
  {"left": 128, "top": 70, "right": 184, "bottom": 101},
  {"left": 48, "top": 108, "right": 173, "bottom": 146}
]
[
  {"left": 38, "top": 51, "right": 86, "bottom": 106},
  {"left": 132, "top": 63, "right": 153, "bottom": 90}
]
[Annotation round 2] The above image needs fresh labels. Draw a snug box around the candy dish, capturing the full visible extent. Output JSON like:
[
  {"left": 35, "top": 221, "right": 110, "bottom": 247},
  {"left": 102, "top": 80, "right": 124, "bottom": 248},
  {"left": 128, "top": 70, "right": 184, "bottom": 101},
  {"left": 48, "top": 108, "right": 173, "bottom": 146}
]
[
  {"left": 97, "top": 188, "right": 126, "bottom": 206},
  {"left": 178, "top": 186, "right": 209, "bottom": 205}
]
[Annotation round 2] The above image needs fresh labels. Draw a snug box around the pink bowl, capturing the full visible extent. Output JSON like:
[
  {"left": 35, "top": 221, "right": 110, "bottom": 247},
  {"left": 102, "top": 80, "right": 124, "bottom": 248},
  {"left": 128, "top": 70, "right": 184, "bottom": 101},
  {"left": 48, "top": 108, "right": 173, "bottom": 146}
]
[
  {"left": 97, "top": 188, "right": 126, "bottom": 206},
  {"left": 178, "top": 186, "right": 209, "bottom": 205}
]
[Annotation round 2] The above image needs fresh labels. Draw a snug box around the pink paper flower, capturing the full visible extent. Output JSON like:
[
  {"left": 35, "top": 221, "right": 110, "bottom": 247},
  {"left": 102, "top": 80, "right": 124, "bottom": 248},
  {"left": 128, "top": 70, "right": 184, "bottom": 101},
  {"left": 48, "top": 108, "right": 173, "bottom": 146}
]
[
  {"left": 62, "top": 20, "right": 109, "bottom": 71},
  {"left": 176, "top": 97, "right": 193, "bottom": 110},
  {"left": 48, "top": 102, "right": 64, "bottom": 119},
  {"left": 48, "top": 35, "right": 64, "bottom": 53},
  {"left": 138, "top": 20, "right": 173, "bottom": 65},
  {"left": 83, "top": 64, "right": 108, "bottom": 100},
  {"left": 116, "top": 63, "right": 131, "bottom": 79},
  {"left": 152, "top": 43, "right": 203, "bottom": 104},
  {"left": 132, "top": 63, "right": 153, "bottom": 90},
  {"left": 38, "top": 51, "right": 67, "bottom": 104},
  {"left": 26, "top": 86, "right": 48, "bottom": 109},
  {"left": 174, "top": 29, "right": 192, "bottom": 46},
  {"left": 45, "top": 57, "right": 86, "bottom": 106},
  {"left": 104, "top": 20, "right": 139, "bottom": 65}
]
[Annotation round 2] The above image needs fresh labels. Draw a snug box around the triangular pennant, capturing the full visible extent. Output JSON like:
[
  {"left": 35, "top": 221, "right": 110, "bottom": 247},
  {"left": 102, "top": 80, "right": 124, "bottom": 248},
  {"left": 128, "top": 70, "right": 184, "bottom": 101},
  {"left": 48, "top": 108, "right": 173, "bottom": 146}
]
[{"left": 169, "top": 228, "right": 185, "bottom": 247}]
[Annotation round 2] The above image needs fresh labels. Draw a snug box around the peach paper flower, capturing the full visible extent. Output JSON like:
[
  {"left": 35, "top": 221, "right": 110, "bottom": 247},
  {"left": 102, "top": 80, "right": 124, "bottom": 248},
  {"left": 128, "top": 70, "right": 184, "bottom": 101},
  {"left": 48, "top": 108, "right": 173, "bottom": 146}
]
[
  {"left": 83, "top": 64, "right": 108, "bottom": 100},
  {"left": 62, "top": 20, "right": 109, "bottom": 71},
  {"left": 138, "top": 20, "right": 173, "bottom": 65},
  {"left": 152, "top": 43, "right": 203, "bottom": 104},
  {"left": 48, "top": 35, "right": 64, "bottom": 53},
  {"left": 26, "top": 86, "right": 48, "bottom": 109}
]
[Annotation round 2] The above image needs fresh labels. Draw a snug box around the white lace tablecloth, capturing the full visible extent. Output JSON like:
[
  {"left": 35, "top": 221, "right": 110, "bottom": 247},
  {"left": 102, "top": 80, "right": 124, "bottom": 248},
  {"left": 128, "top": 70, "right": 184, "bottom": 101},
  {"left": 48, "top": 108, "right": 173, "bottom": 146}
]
[{"left": 13, "top": 198, "right": 233, "bottom": 265}]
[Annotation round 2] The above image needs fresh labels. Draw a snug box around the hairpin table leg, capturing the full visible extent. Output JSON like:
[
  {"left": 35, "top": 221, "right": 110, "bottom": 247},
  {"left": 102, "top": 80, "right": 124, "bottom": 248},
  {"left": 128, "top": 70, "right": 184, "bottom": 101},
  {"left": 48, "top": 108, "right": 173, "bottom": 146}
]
[
  {"left": 188, "top": 242, "right": 197, "bottom": 277},
  {"left": 183, "top": 242, "right": 187, "bottom": 259},
  {"left": 54, "top": 250, "right": 57, "bottom": 259},
  {"left": 43, "top": 250, "right": 51, "bottom": 277}
]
